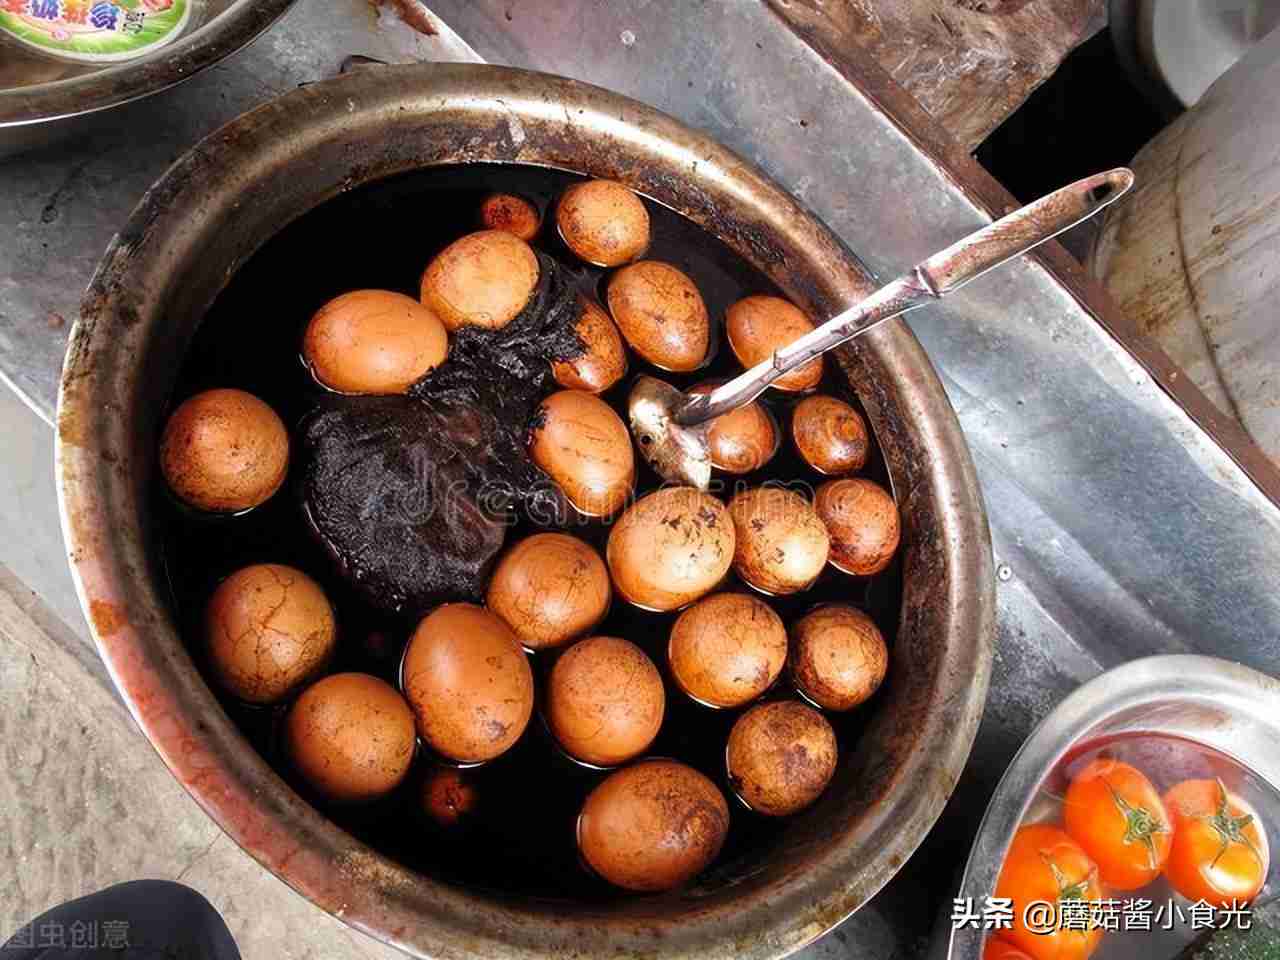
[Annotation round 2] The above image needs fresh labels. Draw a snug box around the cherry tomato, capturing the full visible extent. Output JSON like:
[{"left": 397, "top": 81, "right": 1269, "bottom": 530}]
[
  {"left": 985, "top": 937, "right": 1035, "bottom": 960},
  {"left": 1063, "top": 757, "right": 1171, "bottom": 890},
  {"left": 1164, "top": 778, "right": 1269, "bottom": 907},
  {"left": 994, "top": 824, "right": 1105, "bottom": 960}
]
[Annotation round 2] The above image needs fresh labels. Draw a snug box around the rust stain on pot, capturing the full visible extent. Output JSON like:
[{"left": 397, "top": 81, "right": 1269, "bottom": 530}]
[{"left": 89, "top": 598, "right": 126, "bottom": 637}]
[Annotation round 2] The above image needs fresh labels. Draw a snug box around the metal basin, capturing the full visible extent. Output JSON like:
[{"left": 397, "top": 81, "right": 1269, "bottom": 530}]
[
  {"left": 0, "top": 0, "right": 296, "bottom": 157},
  {"left": 56, "top": 63, "right": 994, "bottom": 959},
  {"left": 948, "top": 654, "right": 1280, "bottom": 960}
]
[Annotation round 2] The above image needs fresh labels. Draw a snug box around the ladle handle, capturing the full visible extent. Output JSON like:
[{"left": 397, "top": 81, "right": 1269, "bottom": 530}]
[{"left": 676, "top": 168, "right": 1134, "bottom": 426}]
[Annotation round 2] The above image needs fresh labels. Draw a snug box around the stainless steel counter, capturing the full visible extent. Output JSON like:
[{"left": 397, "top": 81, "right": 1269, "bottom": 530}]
[{"left": 3, "top": 1, "right": 1280, "bottom": 956}]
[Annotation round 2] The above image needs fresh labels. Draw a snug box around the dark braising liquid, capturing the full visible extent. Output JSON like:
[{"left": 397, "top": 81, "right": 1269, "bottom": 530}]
[{"left": 155, "top": 164, "right": 903, "bottom": 901}]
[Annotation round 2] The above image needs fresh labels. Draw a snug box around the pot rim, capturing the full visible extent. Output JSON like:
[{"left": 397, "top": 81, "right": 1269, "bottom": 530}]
[
  {"left": 0, "top": 0, "right": 298, "bottom": 128},
  {"left": 55, "top": 62, "right": 995, "bottom": 959}
]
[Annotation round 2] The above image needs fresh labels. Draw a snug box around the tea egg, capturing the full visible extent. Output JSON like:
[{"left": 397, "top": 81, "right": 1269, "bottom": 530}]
[
  {"left": 726, "top": 700, "right": 837, "bottom": 816},
  {"left": 790, "top": 603, "right": 888, "bottom": 711},
  {"left": 668, "top": 593, "right": 786, "bottom": 708},
  {"left": 420, "top": 229, "right": 540, "bottom": 332},
  {"left": 728, "top": 486, "right": 830, "bottom": 595},
  {"left": 479, "top": 192, "right": 541, "bottom": 241},
  {"left": 689, "top": 381, "right": 778, "bottom": 474},
  {"left": 160, "top": 388, "right": 289, "bottom": 513},
  {"left": 420, "top": 765, "right": 478, "bottom": 827},
  {"left": 577, "top": 759, "right": 729, "bottom": 891},
  {"left": 302, "top": 290, "right": 448, "bottom": 396},
  {"left": 546, "top": 636, "right": 664, "bottom": 767},
  {"left": 284, "top": 673, "right": 416, "bottom": 804},
  {"left": 791, "top": 395, "right": 869, "bottom": 476},
  {"left": 528, "top": 390, "right": 634, "bottom": 518},
  {"left": 607, "top": 486, "right": 735, "bottom": 612},
  {"left": 725, "top": 295, "right": 823, "bottom": 392},
  {"left": 814, "top": 477, "right": 901, "bottom": 576},
  {"left": 205, "top": 563, "right": 336, "bottom": 704},
  {"left": 556, "top": 179, "right": 650, "bottom": 267},
  {"left": 551, "top": 296, "right": 629, "bottom": 394},
  {"left": 486, "top": 533, "right": 611, "bottom": 651},
  {"left": 402, "top": 603, "right": 534, "bottom": 764},
  {"left": 606, "top": 260, "right": 709, "bottom": 372}
]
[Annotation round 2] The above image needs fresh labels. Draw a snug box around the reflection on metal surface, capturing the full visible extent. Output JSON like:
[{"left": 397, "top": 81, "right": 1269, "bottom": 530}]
[{"left": 950, "top": 655, "right": 1280, "bottom": 959}]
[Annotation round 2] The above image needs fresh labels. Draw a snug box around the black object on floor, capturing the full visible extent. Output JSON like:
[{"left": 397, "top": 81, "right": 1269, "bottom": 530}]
[{"left": 2, "top": 880, "right": 240, "bottom": 959}]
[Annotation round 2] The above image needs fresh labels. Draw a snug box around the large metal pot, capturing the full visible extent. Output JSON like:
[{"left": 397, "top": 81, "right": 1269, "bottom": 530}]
[{"left": 56, "top": 63, "right": 995, "bottom": 959}]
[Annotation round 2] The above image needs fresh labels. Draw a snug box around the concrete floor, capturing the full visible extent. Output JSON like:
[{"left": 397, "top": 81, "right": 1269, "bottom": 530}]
[{"left": 0, "top": 384, "right": 405, "bottom": 959}]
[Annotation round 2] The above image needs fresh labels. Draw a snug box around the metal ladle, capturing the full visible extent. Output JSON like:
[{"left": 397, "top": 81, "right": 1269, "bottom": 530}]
[{"left": 629, "top": 168, "right": 1135, "bottom": 489}]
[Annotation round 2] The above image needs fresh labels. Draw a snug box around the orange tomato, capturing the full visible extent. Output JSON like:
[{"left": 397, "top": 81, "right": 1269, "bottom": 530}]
[
  {"left": 1163, "top": 778, "right": 1269, "bottom": 907},
  {"left": 985, "top": 938, "right": 1036, "bottom": 960},
  {"left": 994, "top": 824, "right": 1105, "bottom": 960},
  {"left": 1063, "top": 757, "right": 1171, "bottom": 890}
]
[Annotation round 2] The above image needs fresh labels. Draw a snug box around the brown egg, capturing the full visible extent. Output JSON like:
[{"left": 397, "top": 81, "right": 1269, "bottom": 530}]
[
  {"left": 479, "top": 193, "right": 541, "bottom": 241},
  {"left": 301, "top": 290, "right": 448, "bottom": 395},
  {"left": 814, "top": 477, "right": 901, "bottom": 576},
  {"left": 728, "top": 486, "right": 830, "bottom": 595},
  {"left": 607, "top": 486, "right": 735, "bottom": 612},
  {"left": 420, "top": 765, "right": 478, "bottom": 827},
  {"left": 284, "top": 673, "right": 416, "bottom": 804},
  {"left": 486, "top": 533, "right": 611, "bottom": 651},
  {"left": 668, "top": 593, "right": 786, "bottom": 708},
  {"left": 725, "top": 295, "right": 823, "bottom": 392},
  {"left": 160, "top": 388, "right": 289, "bottom": 513},
  {"left": 556, "top": 179, "right": 650, "bottom": 267},
  {"left": 726, "top": 700, "right": 837, "bottom": 816},
  {"left": 419, "top": 229, "right": 540, "bottom": 332},
  {"left": 551, "top": 296, "right": 629, "bottom": 393},
  {"left": 577, "top": 759, "right": 729, "bottom": 891},
  {"left": 790, "top": 603, "right": 888, "bottom": 711},
  {"left": 606, "top": 260, "right": 709, "bottom": 372},
  {"left": 205, "top": 564, "right": 336, "bottom": 704},
  {"left": 689, "top": 381, "right": 778, "bottom": 474},
  {"left": 528, "top": 390, "right": 634, "bottom": 518},
  {"left": 546, "top": 636, "right": 664, "bottom": 767},
  {"left": 402, "top": 603, "right": 534, "bottom": 764},
  {"left": 792, "top": 395, "right": 869, "bottom": 476}
]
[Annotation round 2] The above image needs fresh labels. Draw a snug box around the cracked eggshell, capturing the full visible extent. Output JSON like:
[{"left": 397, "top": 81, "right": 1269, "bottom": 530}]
[
  {"left": 529, "top": 389, "right": 635, "bottom": 518},
  {"left": 790, "top": 603, "right": 888, "bottom": 711},
  {"left": 606, "top": 260, "right": 709, "bottom": 372},
  {"left": 420, "top": 229, "right": 540, "bottom": 332},
  {"left": 606, "top": 486, "right": 735, "bottom": 612},
  {"left": 205, "top": 563, "right": 336, "bottom": 704},
  {"left": 577, "top": 759, "right": 729, "bottom": 891},
  {"left": 791, "top": 395, "right": 869, "bottom": 476},
  {"left": 302, "top": 290, "right": 448, "bottom": 396},
  {"left": 814, "top": 477, "right": 901, "bottom": 576},
  {"left": 479, "top": 193, "right": 542, "bottom": 241},
  {"left": 546, "top": 636, "right": 664, "bottom": 767},
  {"left": 486, "top": 532, "right": 611, "bottom": 652},
  {"left": 160, "top": 388, "right": 289, "bottom": 513},
  {"left": 551, "top": 296, "right": 629, "bottom": 394},
  {"left": 689, "top": 381, "right": 778, "bottom": 474},
  {"left": 402, "top": 603, "right": 534, "bottom": 764},
  {"left": 284, "top": 673, "right": 416, "bottom": 804},
  {"left": 728, "top": 486, "right": 830, "bottom": 595},
  {"left": 726, "top": 700, "right": 837, "bottom": 816},
  {"left": 725, "top": 295, "right": 823, "bottom": 392},
  {"left": 668, "top": 592, "right": 787, "bottom": 708},
  {"left": 555, "top": 178, "right": 650, "bottom": 267}
]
